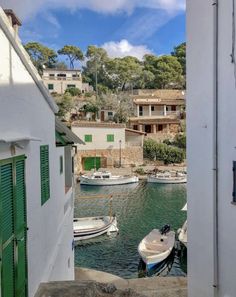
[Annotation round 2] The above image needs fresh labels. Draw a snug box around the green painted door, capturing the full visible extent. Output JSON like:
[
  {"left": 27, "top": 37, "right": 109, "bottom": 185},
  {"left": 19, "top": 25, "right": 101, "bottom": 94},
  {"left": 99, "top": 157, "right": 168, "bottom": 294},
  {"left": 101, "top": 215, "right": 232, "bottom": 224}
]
[
  {"left": 84, "top": 157, "right": 101, "bottom": 171},
  {"left": 0, "top": 156, "right": 27, "bottom": 297}
]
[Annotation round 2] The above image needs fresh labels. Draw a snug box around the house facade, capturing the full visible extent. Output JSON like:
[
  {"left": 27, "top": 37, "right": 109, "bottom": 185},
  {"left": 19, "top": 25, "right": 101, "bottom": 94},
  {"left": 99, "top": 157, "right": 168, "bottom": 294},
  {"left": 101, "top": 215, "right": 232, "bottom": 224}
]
[
  {"left": 72, "top": 122, "right": 145, "bottom": 171},
  {"left": 42, "top": 69, "right": 92, "bottom": 94},
  {"left": 129, "top": 89, "right": 185, "bottom": 141},
  {"left": 187, "top": 1, "right": 236, "bottom": 297},
  {"left": 0, "top": 8, "right": 82, "bottom": 297}
]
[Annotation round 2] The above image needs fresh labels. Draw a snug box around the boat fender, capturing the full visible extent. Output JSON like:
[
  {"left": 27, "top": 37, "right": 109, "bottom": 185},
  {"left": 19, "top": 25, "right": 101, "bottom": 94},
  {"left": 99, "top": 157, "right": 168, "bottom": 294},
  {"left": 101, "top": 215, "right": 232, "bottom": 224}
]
[{"left": 160, "top": 224, "right": 171, "bottom": 235}]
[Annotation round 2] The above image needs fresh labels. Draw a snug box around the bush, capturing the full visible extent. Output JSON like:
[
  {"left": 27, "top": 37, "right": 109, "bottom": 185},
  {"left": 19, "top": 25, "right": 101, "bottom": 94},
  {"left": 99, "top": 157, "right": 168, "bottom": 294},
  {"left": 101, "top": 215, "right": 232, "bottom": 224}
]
[
  {"left": 135, "top": 167, "right": 145, "bottom": 175},
  {"left": 65, "top": 87, "right": 81, "bottom": 97},
  {"left": 173, "top": 133, "right": 186, "bottom": 149},
  {"left": 144, "top": 139, "right": 185, "bottom": 165}
]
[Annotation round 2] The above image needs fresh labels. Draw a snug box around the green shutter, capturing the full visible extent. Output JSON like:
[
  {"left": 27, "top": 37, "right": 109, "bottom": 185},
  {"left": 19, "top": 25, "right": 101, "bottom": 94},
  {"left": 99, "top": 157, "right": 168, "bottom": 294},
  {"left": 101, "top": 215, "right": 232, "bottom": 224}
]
[
  {"left": 60, "top": 156, "right": 63, "bottom": 174},
  {"left": 107, "top": 134, "right": 114, "bottom": 142},
  {"left": 84, "top": 135, "right": 92, "bottom": 142},
  {"left": 15, "top": 158, "right": 27, "bottom": 297},
  {"left": 40, "top": 145, "right": 50, "bottom": 205},
  {"left": 0, "top": 162, "right": 14, "bottom": 297}
]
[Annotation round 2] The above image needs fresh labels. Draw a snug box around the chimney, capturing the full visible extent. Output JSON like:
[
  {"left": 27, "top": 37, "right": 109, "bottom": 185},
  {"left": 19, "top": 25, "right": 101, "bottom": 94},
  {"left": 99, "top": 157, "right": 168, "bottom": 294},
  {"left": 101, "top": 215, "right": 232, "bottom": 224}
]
[{"left": 4, "top": 9, "right": 22, "bottom": 37}]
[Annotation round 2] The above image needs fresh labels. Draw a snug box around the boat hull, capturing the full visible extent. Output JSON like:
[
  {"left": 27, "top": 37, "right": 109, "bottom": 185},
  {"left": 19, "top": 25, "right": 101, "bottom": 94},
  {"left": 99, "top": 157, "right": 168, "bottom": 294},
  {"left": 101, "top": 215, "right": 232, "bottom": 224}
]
[
  {"left": 147, "top": 176, "right": 187, "bottom": 184},
  {"left": 80, "top": 176, "right": 139, "bottom": 186},
  {"left": 138, "top": 229, "right": 175, "bottom": 271},
  {"left": 74, "top": 216, "right": 118, "bottom": 241}
]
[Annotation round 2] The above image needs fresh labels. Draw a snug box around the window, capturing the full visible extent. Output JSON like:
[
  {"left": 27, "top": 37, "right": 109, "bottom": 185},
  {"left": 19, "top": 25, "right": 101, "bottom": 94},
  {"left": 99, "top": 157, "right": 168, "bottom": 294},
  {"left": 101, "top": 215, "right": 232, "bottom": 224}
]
[
  {"left": 49, "top": 74, "right": 55, "bottom": 77},
  {"left": 57, "top": 73, "right": 66, "bottom": 77},
  {"left": 139, "top": 106, "right": 143, "bottom": 116},
  {"left": 171, "top": 105, "right": 177, "bottom": 111},
  {"left": 40, "top": 145, "right": 50, "bottom": 205},
  {"left": 108, "top": 112, "right": 113, "bottom": 116},
  {"left": 60, "top": 156, "right": 63, "bottom": 174},
  {"left": 48, "top": 84, "right": 54, "bottom": 90},
  {"left": 107, "top": 134, "right": 114, "bottom": 142},
  {"left": 84, "top": 135, "right": 92, "bottom": 142},
  {"left": 67, "top": 84, "right": 76, "bottom": 88},
  {"left": 151, "top": 106, "right": 154, "bottom": 111}
]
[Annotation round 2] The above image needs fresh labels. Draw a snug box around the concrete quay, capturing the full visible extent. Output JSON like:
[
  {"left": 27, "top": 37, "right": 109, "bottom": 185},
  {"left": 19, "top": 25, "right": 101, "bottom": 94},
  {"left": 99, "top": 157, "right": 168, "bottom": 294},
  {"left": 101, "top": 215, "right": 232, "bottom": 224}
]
[{"left": 35, "top": 268, "right": 187, "bottom": 297}]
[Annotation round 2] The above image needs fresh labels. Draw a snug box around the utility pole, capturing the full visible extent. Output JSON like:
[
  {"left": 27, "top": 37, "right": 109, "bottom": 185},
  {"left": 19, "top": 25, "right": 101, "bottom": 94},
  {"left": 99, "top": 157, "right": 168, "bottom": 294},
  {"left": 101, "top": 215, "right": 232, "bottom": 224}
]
[{"left": 119, "top": 140, "right": 122, "bottom": 168}]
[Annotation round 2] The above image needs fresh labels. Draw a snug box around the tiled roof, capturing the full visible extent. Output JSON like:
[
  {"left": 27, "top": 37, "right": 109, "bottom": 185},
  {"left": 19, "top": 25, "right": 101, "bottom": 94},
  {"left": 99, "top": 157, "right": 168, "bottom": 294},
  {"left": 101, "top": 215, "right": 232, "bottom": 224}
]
[
  {"left": 132, "top": 90, "right": 185, "bottom": 105},
  {"left": 72, "top": 121, "right": 125, "bottom": 129}
]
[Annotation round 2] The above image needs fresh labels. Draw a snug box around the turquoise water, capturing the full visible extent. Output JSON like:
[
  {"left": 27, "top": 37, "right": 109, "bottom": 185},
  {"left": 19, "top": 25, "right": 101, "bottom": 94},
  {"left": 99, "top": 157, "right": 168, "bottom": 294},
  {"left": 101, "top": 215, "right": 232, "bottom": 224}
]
[{"left": 74, "top": 181, "right": 187, "bottom": 278}]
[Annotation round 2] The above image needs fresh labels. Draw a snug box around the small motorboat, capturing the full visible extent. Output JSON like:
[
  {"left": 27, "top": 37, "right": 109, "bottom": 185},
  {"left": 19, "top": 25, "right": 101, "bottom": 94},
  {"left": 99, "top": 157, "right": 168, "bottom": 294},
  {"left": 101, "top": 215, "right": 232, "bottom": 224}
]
[
  {"left": 79, "top": 171, "right": 139, "bottom": 186},
  {"left": 147, "top": 171, "right": 187, "bottom": 184},
  {"left": 73, "top": 215, "right": 118, "bottom": 241},
  {"left": 138, "top": 225, "right": 175, "bottom": 271},
  {"left": 178, "top": 203, "right": 187, "bottom": 247}
]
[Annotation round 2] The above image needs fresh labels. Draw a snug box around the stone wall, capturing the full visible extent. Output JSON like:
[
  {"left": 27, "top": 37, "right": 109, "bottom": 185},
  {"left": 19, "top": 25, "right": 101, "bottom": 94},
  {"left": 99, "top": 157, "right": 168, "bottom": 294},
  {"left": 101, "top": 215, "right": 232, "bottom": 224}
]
[{"left": 76, "top": 147, "right": 143, "bottom": 173}]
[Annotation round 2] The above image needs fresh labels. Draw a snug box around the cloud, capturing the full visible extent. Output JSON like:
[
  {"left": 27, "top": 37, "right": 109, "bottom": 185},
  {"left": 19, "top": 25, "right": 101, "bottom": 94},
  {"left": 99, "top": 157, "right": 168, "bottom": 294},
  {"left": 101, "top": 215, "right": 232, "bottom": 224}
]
[
  {"left": 0, "top": 0, "right": 185, "bottom": 20},
  {"left": 42, "top": 12, "right": 61, "bottom": 29},
  {"left": 102, "top": 39, "right": 152, "bottom": 60}
]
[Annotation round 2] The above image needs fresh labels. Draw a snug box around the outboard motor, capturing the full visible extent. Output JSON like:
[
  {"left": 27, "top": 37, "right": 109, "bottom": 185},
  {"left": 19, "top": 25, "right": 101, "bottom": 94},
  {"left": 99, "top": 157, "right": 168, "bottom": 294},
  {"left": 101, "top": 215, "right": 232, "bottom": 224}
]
[{"left": 160, "top": 224, "right": 171, "bottom": 235}]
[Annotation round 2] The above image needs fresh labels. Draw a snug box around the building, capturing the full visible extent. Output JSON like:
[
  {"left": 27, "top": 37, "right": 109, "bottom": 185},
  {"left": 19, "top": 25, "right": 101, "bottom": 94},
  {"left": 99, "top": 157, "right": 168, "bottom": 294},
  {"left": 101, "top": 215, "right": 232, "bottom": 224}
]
[
  {"left": 72, "top": 122, "right": 145, "bottom": 171},
  {"left": 0, "top": 8, "right": 83, "bottom": 297},
  {"left": 129, "top": 89, "right": 185, "bottom": 141},
  {"left": 187, "top": 1, "right": 236, "bottom": 297},
  {"left": 42, "top": 68, "right": 92, "bottom": 94}
]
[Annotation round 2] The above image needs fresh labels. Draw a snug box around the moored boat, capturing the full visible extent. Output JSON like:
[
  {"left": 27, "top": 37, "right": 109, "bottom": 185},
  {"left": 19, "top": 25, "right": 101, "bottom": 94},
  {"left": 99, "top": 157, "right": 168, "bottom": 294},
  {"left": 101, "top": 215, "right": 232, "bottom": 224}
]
[
  {"left": 138, "top": 225, "right": 175, "bottom": 270},
  {"left": 178, "top": 203, "right": 187, "bottom": 247},
  {"left": 73, "top": 215, "right": 118, "bottom": 241},
  {"left": 147, "top": 171, "right": 187, "bottom": 184},
  {"left": 79, "top": 171, "right": 139, "bottom": 186}
]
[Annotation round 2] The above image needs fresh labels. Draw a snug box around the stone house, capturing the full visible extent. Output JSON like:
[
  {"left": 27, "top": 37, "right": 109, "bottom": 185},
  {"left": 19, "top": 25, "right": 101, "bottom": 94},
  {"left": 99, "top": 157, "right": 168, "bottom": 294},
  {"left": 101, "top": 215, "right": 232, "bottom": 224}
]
[
  {"left": 71, "top": 122, "right": 145, "bottom": 172},
  {"left": 129, "top": 89, "right": 185, "bottom": 141},
  {"left": 0, "top": 8, "right": 83, "bottom": 297},
  {"left": 42, "top": 68, "right": 92, "bottom": 94}
]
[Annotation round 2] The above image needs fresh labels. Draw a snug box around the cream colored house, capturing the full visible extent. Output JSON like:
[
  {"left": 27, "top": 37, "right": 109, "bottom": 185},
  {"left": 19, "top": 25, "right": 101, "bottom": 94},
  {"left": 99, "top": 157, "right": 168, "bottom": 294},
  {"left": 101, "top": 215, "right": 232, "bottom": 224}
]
[
  {"left": 129, "top": 89, "right": 185, "bottom": 141},
  {"left": 72, "top": 122, "right": 145, "bottom": 171},
  {"left": 42, "top": 69, "right": 92, "bottom": 94}
]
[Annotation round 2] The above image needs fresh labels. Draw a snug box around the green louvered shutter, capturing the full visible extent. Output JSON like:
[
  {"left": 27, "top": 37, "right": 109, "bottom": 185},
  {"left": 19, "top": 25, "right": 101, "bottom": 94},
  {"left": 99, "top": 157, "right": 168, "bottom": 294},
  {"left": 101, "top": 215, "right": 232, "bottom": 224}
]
[
  {"left": 15, "top": 158, "right": 27, "bottom": 297},
  {"left": 0, "top": 161, "right": 15, "bottom": 297},
  {"left": 40, "top": 145, "right": 50, "bottom": 205}
]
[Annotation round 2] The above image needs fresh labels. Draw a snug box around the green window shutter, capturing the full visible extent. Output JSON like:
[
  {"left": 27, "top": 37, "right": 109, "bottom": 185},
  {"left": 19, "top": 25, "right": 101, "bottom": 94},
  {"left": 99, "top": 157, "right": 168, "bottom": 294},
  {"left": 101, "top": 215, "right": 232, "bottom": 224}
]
[
  {"left": 84, "top": 135, "right": 92, "bottom": 142},
  {"left": 48, "top": 84, "right": 54, "bottom": 90},
  {"left": 60, "top": 156, "right": 63, "bottom": 174},
  {"left": 0, "top": 162, "right": 15, "bottom": 297},
  {"left": 107, "top": 134, "right": 114, "bottom": 142},
  {"left": 40, "top": 145, "right": 50, "bottom": 205}
]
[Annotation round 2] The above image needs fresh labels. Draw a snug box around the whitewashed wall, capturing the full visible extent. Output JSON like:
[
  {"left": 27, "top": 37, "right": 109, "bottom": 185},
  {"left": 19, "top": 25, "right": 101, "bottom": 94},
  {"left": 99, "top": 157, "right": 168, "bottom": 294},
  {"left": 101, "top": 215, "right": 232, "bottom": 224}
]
[
  {"left": 187, "top": 1, "right": 236, "bottom": 297},
  {"left": 0, "top": 14, "right": 74, "bottom": 297},
  {"left": 72, "top": 126, "right": 126, "bottom": 150}
]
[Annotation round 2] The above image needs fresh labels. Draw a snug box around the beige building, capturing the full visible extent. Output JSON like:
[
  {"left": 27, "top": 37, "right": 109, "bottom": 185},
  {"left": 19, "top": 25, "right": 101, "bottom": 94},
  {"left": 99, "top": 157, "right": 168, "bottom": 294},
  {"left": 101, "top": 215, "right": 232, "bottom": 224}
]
[
  {"left": 129, "top": 89, "right": 185, "bottom": 141},
  {"left": 42, "top": 69, "right": 92, "bottom": 94},
  {"left": 71, "top": 122, "right": 145, "bottom": 171}
]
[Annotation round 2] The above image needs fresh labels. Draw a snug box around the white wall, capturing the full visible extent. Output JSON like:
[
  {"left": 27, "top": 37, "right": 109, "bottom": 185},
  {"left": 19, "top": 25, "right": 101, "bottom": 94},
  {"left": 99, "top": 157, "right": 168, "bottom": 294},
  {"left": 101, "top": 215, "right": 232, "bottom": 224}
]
[
  {"left": 187, "top": 1, "right": 236, "bottom": 297},
  {"left": 0, "top": 17, "right": 74, "bottom": 297},
  {"left": 72, "top": 126, "right": 126, "bottom": 150}
]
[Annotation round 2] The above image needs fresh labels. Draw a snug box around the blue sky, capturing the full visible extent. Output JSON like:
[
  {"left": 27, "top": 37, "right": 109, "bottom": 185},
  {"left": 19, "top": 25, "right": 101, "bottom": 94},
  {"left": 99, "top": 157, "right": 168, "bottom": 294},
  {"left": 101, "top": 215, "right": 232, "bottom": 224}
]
[{"left": 1, "top": 0, "right": 185, "bottom": 59}]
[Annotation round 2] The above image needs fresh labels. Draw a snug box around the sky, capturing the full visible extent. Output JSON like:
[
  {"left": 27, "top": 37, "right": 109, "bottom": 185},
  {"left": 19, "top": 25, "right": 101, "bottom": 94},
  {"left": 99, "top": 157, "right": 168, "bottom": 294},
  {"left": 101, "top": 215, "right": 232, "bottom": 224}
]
[{"left": 0, "top": 0, "right": 186, "bottom": 61}]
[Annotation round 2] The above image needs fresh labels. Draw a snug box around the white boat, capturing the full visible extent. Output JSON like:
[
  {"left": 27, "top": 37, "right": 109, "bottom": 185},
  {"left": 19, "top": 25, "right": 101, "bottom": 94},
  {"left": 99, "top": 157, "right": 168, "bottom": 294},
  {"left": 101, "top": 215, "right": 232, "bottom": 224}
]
[
  {"left": 73, "top": 215, "right": 118, "bottom": 241},
  {"left": 178, "top": 203, "right": 187, "bottom": 247},
  {"left": 178, "top": 220, "right": 187, "bottom": 248},
  {"left": 138, "top": 226, "right": 175, "bottom": 270},
  {"left": 147, "top": 171, "right": 187, "bottom": 184},
  {"left": 79, "top": 171, "right": 139, "bottom": 186}
]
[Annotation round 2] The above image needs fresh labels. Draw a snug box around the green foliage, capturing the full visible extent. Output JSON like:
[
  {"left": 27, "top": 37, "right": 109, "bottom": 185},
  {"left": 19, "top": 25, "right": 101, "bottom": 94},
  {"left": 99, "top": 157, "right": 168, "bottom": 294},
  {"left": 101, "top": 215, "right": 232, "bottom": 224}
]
[
  {"left": 144, "top": 139, "right": 185, "bottom": 164},
  {"left": 135, "top": 167, "right": 146, "bottom": 175},
  {"left": 173, "top": 133, "right": 186, "bottom": 149},
  {"left": 24, "top": 42, "right": 57, "bottom": 74},
  {"left": 171, "top": 42, "right": 186, "bottom": 75},
  {"left": 82, "top": 103, "right": 99, "bottom": 113},
  {"left": 65, "top": 87, "right": 81, "bottom": 97},
  {"left": 58, "top": 45, "right": 84, "bottom": 69},
  {"left": 56, "top": 93, "right": 73, "bottom": 119},
  {"left": 54, "top": 61, "right": 68, "bottom": 70}
]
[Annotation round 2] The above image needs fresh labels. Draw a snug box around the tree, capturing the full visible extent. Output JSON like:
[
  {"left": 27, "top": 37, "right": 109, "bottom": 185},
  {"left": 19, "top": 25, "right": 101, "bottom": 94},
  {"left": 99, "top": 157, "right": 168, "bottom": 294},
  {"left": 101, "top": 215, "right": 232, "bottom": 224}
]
[
  {"left": 24, "top": 42, "right": 57, "bottom": 74},
  {"left": 54, "top": 61, "right": 68, "bottom": 70},
  {"left": 171, "top": 42, "right": 186, "bottom": 75},
  {"left": 58, "top": 45, "right": 84, "bottom": 69},
  {"left": 56, "top": 93, "right": 74, "bottom": 120},
  {"left": 65, "top": 87, "right": 81, "bottom": 97}
]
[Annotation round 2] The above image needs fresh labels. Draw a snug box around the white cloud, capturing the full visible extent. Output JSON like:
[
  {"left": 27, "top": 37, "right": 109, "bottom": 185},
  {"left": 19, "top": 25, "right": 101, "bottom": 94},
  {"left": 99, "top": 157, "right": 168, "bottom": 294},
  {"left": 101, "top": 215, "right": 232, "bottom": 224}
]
[
  {"left": 102, "top": 39, "right": 152, "bottom": 60},
  {"left": 0, "top": 0, "right": 185, "bottom": 20}
]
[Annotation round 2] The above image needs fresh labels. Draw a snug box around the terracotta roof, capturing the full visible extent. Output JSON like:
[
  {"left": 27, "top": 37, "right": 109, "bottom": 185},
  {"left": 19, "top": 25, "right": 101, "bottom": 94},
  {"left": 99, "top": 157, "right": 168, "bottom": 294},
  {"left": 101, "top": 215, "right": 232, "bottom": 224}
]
[
  {"left": 129, "top": 117, "right": 180, "bottom": 125},
  {"left": 125, "top": 128, "right": 146, "bottom": 135},
  {"left": 72, "top": 121, "right": 125, "bottom": 129},
  {"left": 132, "top": 90, "right": 185, "bottom": 105},
  {"left": 4, "top": 9, "right": 22, "bottom": 26}
]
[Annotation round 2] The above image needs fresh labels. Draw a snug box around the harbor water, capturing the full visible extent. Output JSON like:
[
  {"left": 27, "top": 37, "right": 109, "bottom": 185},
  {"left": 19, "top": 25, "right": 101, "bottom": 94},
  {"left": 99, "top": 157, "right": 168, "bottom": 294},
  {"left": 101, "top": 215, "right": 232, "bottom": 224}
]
[{"left": 74, "top": 181, "right": 187, "bottom": 279}]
